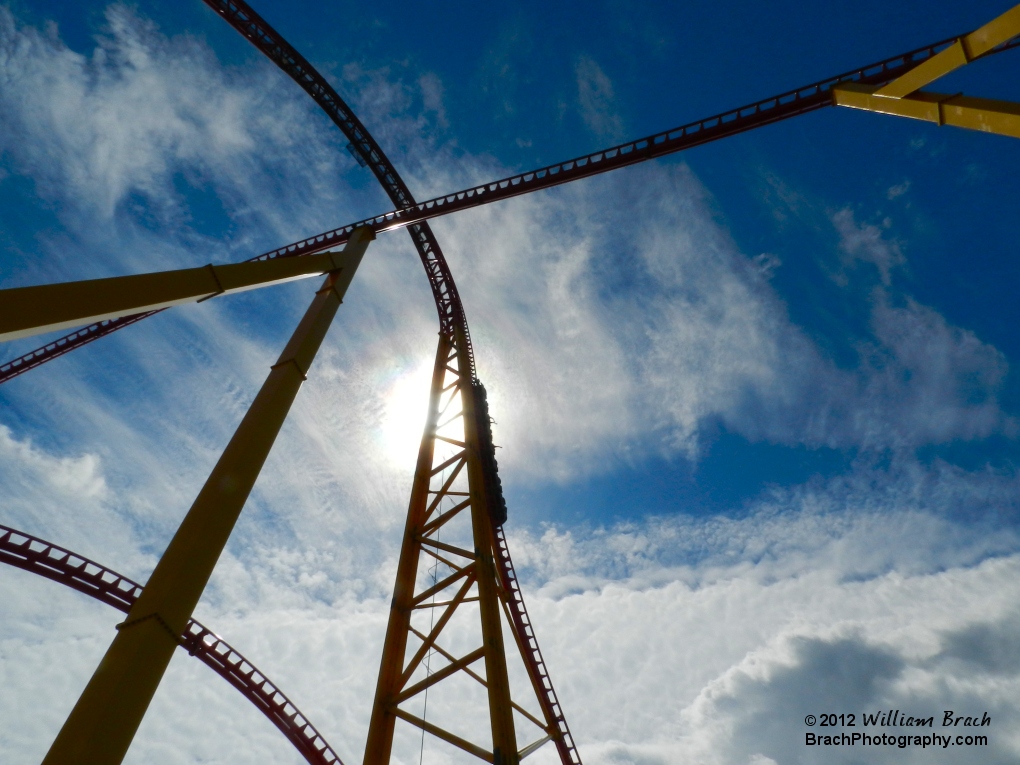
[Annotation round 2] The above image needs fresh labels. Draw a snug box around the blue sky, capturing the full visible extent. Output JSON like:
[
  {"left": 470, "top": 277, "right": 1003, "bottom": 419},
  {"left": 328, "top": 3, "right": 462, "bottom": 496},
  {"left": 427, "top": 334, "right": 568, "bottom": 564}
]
[{"left": 1, "top": 2, "right": 1020, "bottom": 764}]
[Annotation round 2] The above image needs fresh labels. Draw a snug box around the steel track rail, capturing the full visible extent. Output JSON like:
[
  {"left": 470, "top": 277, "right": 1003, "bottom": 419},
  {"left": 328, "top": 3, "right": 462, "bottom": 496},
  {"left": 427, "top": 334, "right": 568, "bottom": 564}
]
[
  {"left": 492, "top": 523, "right": 581, "bottom": 765},
  {"left": 2, "top": 33, "right": 1016, "bottom": 385},
  {"left": 240, "top": 34, "right": 1020, "bottom": 252},
  {"left": 0, "top": 524, "right": 345, "bottom": 765},
  {"left": 202, "top": 7, "right": 577, "bottom": 761},
  {"left": 201, "top": 0, "right": 477, "bottom": 376}
]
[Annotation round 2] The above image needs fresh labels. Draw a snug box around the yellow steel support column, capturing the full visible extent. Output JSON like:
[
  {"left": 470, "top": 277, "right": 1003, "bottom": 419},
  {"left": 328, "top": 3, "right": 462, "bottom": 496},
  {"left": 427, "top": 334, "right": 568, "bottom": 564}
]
[
  {"left": 456, "top": 324, "right": 519, "bottom": 765},
  {"left": 833, "top": 4, "right": 1020, "bottom": 139},
  {"left": 363, "top": 324, "right": 519, "bottom": 765},
  {"left": 0, "top": 249, "right": 351, "bottom": 343},
  {"left": 363, "top": 330, "right": 452, "bottom": 765},
  {"left": 41, "top": 227, "right": 374, "bottom": 765},
  {"left": 875, "top": 4, "right": 1020, "bottom": 98},
  {"left": 834, "top": 85, "right": 1020, "bottom": 138}
]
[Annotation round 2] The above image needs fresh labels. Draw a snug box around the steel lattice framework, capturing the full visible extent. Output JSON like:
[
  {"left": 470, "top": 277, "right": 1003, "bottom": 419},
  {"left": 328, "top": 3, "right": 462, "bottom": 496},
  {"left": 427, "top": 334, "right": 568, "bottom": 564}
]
[
  {"left": 1, "top": 2, "right": 1018, "bottom": 764},
  {"left": 198, "top": 3, "right": 580, "bottom": 762}
]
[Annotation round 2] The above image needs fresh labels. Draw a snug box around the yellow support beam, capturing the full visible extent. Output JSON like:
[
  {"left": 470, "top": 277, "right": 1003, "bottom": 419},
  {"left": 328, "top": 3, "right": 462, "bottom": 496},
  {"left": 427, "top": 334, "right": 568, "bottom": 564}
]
[
  {"left": 41, "top": 227, "right": 373, "bottom": 765},
  {"left": 456, "top": 338, "right": 520, "bottom": 765},
  {"left": 834, "top": 83, "right": 1020, "bottom": 139},
  {"left": 876, "top": 4, "right": 1020, "bottom": 98},
  {"left": 0, "top": 250, "right": 349, "bottom": 343},
  {"left": 834, "top": 4, "right": 1020, "bottom": 140},
  {"left": 363, "top": 326, "right": 521, "bottom": 765},
  {"left": 363, "top": 333, "right": 451, "bottom": 765}
]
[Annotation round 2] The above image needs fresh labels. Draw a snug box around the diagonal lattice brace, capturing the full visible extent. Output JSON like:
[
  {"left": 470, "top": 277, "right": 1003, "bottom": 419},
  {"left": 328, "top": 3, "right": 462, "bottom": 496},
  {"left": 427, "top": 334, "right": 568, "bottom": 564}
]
[{"left": 364, "top": 330, "right": 580, "bottom": 765}]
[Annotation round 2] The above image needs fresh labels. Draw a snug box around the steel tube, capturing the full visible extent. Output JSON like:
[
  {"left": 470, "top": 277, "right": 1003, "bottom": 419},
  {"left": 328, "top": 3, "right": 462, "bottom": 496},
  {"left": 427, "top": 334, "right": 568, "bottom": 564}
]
[{"left": 41, "top": 227, "right": 373, "bottom": 765}]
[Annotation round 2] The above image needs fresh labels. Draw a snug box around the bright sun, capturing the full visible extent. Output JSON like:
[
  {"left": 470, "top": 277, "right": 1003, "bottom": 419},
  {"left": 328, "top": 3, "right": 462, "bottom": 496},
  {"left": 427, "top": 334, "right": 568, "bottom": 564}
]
[{"left": 379, "top": 359, "right": 435, "bottom": 466}]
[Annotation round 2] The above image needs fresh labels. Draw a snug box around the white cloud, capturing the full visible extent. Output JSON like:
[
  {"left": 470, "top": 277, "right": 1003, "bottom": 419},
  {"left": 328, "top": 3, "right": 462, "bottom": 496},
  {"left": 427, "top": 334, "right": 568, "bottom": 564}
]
[
  {"left": 418, "top": 71, "right": 448, "bottom": 129},
  {"left": 507, "top": 457, "right": 1020, "bottom": 589},
  {"left": 858, "top": 295, "right": 1015, "bottom": 446},
  {"left": 0, "top": 6, "right": 251, "bottom": 219},
  {"left": 887, "top": 180, "right": 911, "bottom": 200},
  {"left": 0, "top": 424, "right": 107, "bottom": 500},
  {"left": 1, "top": 6, "right": 1019, "bottom": 765},
  {"left": 0, "top": 4, "right": 363, "bottom": 288},
  {"left": 500, "top": 472, "right": 1020, "bottom": 764},
  {"left": 575, "top": 55, "right": 624, "bottom": 140},
  {"left": 831, "top": 207, "right": 905, "bottom": 286},
  {"left": 5, "top": 455, "right": 1019, "bottom": 765}
]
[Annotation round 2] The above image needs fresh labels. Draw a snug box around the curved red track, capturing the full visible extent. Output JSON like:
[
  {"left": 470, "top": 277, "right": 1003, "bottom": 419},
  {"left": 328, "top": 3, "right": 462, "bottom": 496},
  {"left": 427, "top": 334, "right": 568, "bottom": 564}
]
[
  {"left": 0, "top": 524, "right": 345, "bottom": 765},
  {"left": 202, "top": 0, "right": 478, "bottom": 378},
  {"left": 198, "top": 4, "right": 582, "bottom": 761},
  {"left": 3, "top": 6, "right": 1017, "bottom": 764}
]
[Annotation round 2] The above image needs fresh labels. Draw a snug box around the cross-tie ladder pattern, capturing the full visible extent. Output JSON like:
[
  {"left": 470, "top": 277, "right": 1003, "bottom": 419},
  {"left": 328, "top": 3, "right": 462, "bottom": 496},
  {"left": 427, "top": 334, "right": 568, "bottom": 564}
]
[{"left": 0, "top": 525, "right": 344, "bottom": 765}]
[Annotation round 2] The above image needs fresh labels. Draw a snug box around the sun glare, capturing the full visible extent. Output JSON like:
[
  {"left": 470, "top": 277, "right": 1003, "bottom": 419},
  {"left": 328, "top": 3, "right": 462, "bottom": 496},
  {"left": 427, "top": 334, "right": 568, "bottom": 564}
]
[{"left": 379, "top": 359, "right": 435, "bottom": 466}]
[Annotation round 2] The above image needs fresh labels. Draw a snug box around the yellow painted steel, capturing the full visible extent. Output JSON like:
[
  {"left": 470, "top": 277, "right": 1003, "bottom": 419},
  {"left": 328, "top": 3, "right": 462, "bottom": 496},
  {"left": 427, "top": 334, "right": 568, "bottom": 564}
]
[
  {"left": 41, "top": 227, "right": 374, "bottom": 765},
  {"left": 876, "top": 4, "right": 1020, "bottom": 98},
  {"left": 0, "top": 250, "right": 350, "bottom": 343},
  {"left": 964, "top": 3, "right": 1020, "bottom": 58},
  {"left": 834, "top": 84, "right": 1020, "bottom": 138},
  {"left": 836, "top": 4, "right": 1020, "bottom": 139},
  {"left": 455, "top": 328, "right": 520, "bottom": 765},
  {"left": 875, "top": 40, "right": 970, "bottom": 99},
  {"left": 363, "top": 326, "right": 520, "bottom": 765},
  {"left": 363, "top": 332, "right": 451, "bottom": 765}
]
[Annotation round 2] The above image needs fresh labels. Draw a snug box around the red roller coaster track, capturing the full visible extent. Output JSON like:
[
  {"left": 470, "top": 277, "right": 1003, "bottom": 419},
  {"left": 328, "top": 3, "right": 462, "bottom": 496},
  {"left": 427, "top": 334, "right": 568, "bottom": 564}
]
[
  {"left": 201, "top": 3, "right": 580, "bottom": 760},
  {"left": 1, "top": 30, "right": 1016, "bottom": 386},
  {"left": 0, "top": 524, "right": 345, "bottom": 765},
  {"left": 2, "top": 4, "right": 1017, "bottom": 762}
]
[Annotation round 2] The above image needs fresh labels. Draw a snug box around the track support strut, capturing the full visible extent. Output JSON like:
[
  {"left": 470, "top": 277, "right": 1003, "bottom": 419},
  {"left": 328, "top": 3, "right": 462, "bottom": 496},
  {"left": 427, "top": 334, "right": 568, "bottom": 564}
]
[
  {"left": 363, "top": 328, "right": 580, "bottom": 765},
  {"left": 41, "top": 227, "right": 374, "bottom": 765}
]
